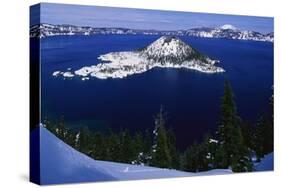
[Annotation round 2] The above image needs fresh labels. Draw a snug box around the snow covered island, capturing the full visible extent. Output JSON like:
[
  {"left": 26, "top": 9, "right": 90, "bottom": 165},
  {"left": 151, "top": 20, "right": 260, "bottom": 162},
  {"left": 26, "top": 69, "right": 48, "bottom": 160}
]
[{"left": 53, "top": 36, "right": 225, "bottom": 80}]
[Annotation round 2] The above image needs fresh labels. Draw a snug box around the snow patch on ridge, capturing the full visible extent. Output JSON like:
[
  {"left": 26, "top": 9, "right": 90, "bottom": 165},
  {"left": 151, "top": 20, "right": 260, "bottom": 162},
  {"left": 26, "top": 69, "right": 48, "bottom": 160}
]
[{"left": 219, "top": 24, "right": 238, "bottom": 30}]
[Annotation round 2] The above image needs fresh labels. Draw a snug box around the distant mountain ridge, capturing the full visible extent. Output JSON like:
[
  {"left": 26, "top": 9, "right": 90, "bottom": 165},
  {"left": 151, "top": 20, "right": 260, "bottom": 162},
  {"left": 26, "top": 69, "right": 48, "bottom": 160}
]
[{"left": 30, "top": 23, "right": 274, "bottom": 42}]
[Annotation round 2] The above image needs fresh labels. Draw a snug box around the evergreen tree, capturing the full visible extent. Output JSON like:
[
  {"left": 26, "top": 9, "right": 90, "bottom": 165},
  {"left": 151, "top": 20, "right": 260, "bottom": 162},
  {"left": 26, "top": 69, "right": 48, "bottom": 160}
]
[
  {"left": 141, "top": 129, "right": 153, "bottom": 165},
  {"left": 184, "top": 138, "right": 211, "bottom": 172},
  {"left": 64, "top": 128, "right": 76, "bottom": 147},
  {"left": 119, "top": 130, "right": 135, "bottom": 163},
  {"left": 217, "top": 81, "right": 252, "bottom": 172},
  {"left": 56, "top": 116, "right": 67, "bottom": 140},
  {"left": 90, "top": 132, "right": 107, "bottom": 160},
  {"left": 214, "top": 143, "right": 228, "bottom": 169},
  {"left": 151, "top": 106, "right": 172, "bottom": 168},
  {"left": 241, "top": 121, "right": 255, "bottom": 150},
  {"left": 167, "top": 129, "right": 181, "bottom": 169},
  {"left": 106, "top": 131, "right": 121, "bottom": 162},
  {"left": 131, "top": 132, "right": 146, "bottom": 165},
  {"left": 202, "top": 134, "right": 219, "bottom": 169},
  {"left": 254, "top": 115, "right": 273, "bottom": 159},
  {"left": 143, "top": 130, "right": 152, "bottom": 153},
  {"left": 43, "top": 115, "right": 55, "bottom": 133},
  {"left": 183, "top": 142, "right": 200, "bottom": 172},
  {"left": 78, "top": 126, "right": 92, "bottom": 154}
]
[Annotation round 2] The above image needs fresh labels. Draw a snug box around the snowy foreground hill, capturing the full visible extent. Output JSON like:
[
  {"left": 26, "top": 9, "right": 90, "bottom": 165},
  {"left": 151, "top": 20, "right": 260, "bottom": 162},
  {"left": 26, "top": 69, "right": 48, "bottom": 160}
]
[
  {"left": 30, "top": 23, "right": 273, "bottom": 42},
  {"left": 31, "top": 127, "right": 233, "bottom": 185},
  {"left": 53, "top": 36, "right": 224, "bottom": 80},
  {"left": 254, "top": 153, "right": 274, "bottom": 171}
]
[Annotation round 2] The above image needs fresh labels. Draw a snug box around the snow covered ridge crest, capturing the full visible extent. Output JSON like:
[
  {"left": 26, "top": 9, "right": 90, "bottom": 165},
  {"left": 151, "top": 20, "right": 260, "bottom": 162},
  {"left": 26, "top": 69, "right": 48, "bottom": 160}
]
[
  {"left": 30, "top": 23, "right": 274, "bottom": 42},
  {"left": 53, "top": 36, "right": 225, "bottom": 80}
]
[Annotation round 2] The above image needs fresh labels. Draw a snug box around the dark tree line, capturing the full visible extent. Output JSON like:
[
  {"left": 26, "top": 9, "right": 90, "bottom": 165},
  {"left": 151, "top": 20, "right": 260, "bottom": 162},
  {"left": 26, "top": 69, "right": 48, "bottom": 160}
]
[
  {"left": 182, "top": 81, "right": 273, "bottom": 172},
  {"left": 44, "top": 118, "right": 153, "bottom": 165},
  {"left": 43, "top": 80, "right": 273, "bottom": 173}
]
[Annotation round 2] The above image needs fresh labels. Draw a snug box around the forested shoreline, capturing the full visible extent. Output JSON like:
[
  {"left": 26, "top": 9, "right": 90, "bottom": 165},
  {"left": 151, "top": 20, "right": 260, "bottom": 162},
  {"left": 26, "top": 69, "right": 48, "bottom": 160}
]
[{"left": 43, "top": 81, "right": 273, "bottom": 172}]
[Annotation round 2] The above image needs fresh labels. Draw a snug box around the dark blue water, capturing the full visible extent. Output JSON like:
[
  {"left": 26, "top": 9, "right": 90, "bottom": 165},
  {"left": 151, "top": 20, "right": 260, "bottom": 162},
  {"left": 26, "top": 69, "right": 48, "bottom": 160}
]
[{"left": 40, "top": 35, "right": 273, "bottom": 150}]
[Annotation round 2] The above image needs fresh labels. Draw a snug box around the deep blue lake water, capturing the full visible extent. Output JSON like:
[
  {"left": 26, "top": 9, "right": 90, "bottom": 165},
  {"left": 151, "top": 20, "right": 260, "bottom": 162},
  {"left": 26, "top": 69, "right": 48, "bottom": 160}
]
[{"left": 40, "top": 35, "right": 273, "bottom": 150}]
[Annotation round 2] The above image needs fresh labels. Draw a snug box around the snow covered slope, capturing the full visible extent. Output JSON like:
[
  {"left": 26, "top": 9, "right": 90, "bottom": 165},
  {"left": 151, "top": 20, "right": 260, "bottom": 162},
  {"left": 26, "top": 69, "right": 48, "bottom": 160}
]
[
  {"left": 140, "top": 36, "right": 195, "bottom": 61},
  {"left": 255, "top": 153, "right": 274, "bottom": 171},
  {"left": 31, "top": 127, "right": 116, "bottom": 184},
  {"left": 30, "top": 127, "right": 232, "bottom": 185}
]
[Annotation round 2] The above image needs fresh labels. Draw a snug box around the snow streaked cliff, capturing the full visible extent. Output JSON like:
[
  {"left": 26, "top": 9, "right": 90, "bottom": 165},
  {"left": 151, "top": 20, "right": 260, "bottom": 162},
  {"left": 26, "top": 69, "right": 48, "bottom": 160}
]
[{"left": 53, "top": 36, "right": 224, "bottom": 80}]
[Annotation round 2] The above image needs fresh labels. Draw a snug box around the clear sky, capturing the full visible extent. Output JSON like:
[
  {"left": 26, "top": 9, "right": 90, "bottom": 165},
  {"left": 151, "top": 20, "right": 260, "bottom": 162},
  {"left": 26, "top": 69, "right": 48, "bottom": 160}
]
[{"left": 31, "top": 3, "right": 273, "bottom": 34}]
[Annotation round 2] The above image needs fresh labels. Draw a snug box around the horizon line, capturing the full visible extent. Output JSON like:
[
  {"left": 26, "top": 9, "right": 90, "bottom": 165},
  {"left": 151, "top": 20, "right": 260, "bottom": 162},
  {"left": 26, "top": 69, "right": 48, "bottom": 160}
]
[{"left": 31, "top": 23, "right": 274, "bottom": 34}]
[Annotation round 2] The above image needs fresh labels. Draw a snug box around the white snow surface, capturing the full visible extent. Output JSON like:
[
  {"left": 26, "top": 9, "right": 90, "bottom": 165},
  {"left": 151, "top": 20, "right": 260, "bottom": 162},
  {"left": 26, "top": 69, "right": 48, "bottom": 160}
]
[
  {"left": 32, "top": 127, "right": 232, "bottom": 185},
  {"left": 219, "top": 24, "right": 238, "bottom": 30},
  {"left": 63, "top": 72, "right": 74, "bottom": 78},
  {"left": 255, "top": 153, "right": 274, "bottom": 171},
  {"left": 52, "top": 71, "right": 61, "bottom": 76},
  {"left": 209, "top": 139, "right": 219, "bottom": 144},
  {"left": 54, "top": 36, "right": 225, "bottom": 80},
  {"left": 142, "top": 36, "right": 193, "bottom": 57}
]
